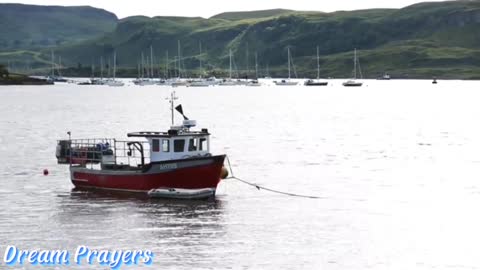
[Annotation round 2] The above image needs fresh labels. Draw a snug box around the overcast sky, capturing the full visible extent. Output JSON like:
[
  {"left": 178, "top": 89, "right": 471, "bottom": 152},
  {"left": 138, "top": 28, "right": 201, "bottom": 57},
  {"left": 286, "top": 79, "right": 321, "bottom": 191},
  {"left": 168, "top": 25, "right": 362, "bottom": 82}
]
[{"left": 1, "top": 0, "right": 446, "bottom": 18}]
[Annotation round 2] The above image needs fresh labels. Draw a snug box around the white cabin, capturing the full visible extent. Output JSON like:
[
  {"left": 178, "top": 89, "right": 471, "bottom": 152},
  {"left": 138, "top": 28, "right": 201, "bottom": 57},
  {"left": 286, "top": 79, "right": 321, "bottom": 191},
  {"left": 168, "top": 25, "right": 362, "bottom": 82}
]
[{"left": 127, "top": 120, "right": 211, "bottom": 162}]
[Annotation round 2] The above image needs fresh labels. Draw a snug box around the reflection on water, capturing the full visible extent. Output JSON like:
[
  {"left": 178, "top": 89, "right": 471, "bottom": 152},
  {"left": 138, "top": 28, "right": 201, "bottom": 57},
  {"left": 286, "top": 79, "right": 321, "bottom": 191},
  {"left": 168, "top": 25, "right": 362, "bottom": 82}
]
[{"left": 2, "top": 81, "right": 480, "bottom": 269}]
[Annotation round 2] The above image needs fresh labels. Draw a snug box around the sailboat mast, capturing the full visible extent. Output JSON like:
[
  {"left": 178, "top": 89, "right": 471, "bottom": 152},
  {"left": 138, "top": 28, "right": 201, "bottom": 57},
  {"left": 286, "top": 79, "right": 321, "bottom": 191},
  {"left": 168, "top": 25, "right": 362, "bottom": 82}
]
[
  {"left": 288, "top": 47, "right": 291, "bottom": 79},
  {"left": 255, "top": 52, "right": 258, "bottom": 79},
  {"left": 229, "top": 49, "right": 232, "bottom": 79},
  {"left": 316, "top": 46, "right": 320, "bottom": 80},
  {"left": 51, "top": 50, "right": 54, "bottom": 77},
  {"left": 58, "top": 56, "right": 62, "bottom": 77},
  {"left": 199, "top": 41, "right": 202, "bottom": 75},
  {"left": 354, "top": 48, "right": 357, "bottom": 79},
  {"left": 177, "top": 40, "right": 181, "bottom": 78},
  {"left": 137, "top": 62, "right": 140, "bottom": 79},
  {"left": 141, "top": 52, "right": 145, "bottom": 79},
  {"left": 165, "top": 50, "right": 169, "bottom": 79},
  {"left": 246, "top": 42, "right": 249, "bottom": 79},
  {"left": 113, "top": 51, "right": 116, "bottom": 80},
  {"left": 150, "top": 45, "right": 154, "bottom": 79},
  {"left": 100, "top": 57, "right": 104, "bottom": 80}
]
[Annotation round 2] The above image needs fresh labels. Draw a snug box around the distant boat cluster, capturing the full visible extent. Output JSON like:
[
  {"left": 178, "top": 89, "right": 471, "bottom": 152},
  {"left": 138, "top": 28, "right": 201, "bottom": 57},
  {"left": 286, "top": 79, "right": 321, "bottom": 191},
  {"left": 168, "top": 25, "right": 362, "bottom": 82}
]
[
  {"left": 44, "top": 43, "right": 401, "bottom": 87},
  {"left": 70, "top": 47, "right": 368, "bottom": 87}
]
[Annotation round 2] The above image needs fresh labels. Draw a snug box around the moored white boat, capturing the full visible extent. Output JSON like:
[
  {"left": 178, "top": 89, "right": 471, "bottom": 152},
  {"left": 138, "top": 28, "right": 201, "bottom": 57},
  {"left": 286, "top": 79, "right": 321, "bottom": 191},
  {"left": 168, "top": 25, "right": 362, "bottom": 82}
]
[
  {"left": 274, "top": 46, "right": 298, "bottom": 86},
  {"left": 304, "top": 46, "right": 328, "bottom": 86},
  {"left": 246, "top": 79, "right": 262, "bottom": 87},
  {"left": 274, "top": 79, "right": 298, "bottom": 86},
  {"left": 342, "top": 48, "right": 363, "bottom": 87},
  {"left": 107, "top": 80, "right": 125, "bottom": 87},
  {"left": 108, "top": 51, "right": 124, "bottom": 87},
  {"left": 148, "top": 188, "right": 216, "bottom": 200}
]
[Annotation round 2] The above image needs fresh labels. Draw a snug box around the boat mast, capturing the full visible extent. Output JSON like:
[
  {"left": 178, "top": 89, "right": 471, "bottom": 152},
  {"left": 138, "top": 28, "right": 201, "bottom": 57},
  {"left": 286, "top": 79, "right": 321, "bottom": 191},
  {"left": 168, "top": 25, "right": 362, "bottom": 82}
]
[
  {"left": 141, "top": 52, "right": 145, "bottom": 79},
  {"left": 100, "top": 57, "right": 104, "bottom": 80},
  {"left": 168, "top": 91, "right": 178, "bottom": 126},
  {"left": 246, "top": 42, "right": 249, "bottom": 79},
  {"left": 51, "top": 50, "right": 55, "bottom": 77},
  {"left": 199, "top": 41, "right": 202, "bottom": 77},
  {"left": 229, "top": 49, "right": 232, "bottom": 79},
  {"left": 165, "top": 50, "right": 169, "bottom": 79},
  {"left": 150, "top": 45, "right": 154, "bottom": 79},
  {"left": 288, "top": 46, "right": 291, "bottom": 79},
  {"left": 316, "top": 45, "right": 320, "bottom": 80},
  {"left": 255, "top": 52, "right": 258, "bottom": 79},
  {"left": 177, "top": 40, "right": 182, "bottom": 78},
  {"left": 113, "top": 51, "right": 116, "bottom": 80},
  {"left": 354, "top": 48, "right": 357, "bottom": 80},
  {"left": 58, "top": 56, "right": 62, "bottom": 77}
]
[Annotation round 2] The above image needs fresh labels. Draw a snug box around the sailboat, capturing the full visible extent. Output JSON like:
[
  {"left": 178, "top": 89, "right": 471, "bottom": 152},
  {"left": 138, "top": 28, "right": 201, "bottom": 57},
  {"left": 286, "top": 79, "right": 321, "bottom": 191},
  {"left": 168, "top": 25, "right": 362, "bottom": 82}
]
[
  {"left": 219, "top": 49, "right": 239, "bottom": 86},
  {"left": 170, "top": 40, "right": 188, "bottom": 87},
  {"left": 247, "top": 52, "right": 262, "bottom": 87},
  {"left": 343, "top": 48, "right": 363, "bottom": 87},
  {"left": 274, "top": 46, "right": 298, "bottom": 86},
  {"left": 136, "top": 46, "right": 157, "bottom": 86},
  {"left": 189, "top": 41, "right": 211, "bottom": 87},
  {"left": 305, "top": 46, "right": 328, "bottom": 86},
  {"left": 107, "top": 51, "right": 125, "bottom": 87},
  {"left": 47, "top": 51, "right": 68, "bottom": 83}
]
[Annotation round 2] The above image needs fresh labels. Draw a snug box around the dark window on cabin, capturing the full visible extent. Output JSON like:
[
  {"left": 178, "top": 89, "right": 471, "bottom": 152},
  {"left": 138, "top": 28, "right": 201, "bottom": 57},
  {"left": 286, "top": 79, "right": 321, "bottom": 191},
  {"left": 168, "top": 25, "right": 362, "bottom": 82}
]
[
  {"left": 199, "top": 138, "right": 207, "bottom": 151},
  {"left": 188, "top": 138, "right": 198, "bottom": 152},
  {"left": 174, "top": 139, "right": 185, "bottom": 152},
  {"left": 152, "top": 139, "right": 160, "bottom": 152},
  {"left": 162, "top": 139, "right": 170, "bottom": 152}
]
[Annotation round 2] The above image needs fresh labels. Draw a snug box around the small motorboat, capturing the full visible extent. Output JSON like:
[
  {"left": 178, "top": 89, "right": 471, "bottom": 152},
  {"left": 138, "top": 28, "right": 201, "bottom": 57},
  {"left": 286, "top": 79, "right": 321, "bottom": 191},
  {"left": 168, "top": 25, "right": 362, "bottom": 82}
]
[
  {"left": 274, "top": 79, "right": 298, "bottom": 86},
  {"left": 148, "top": 188, "right": 216, "bottom": 200},
  {"left": 304, "top": 79, "right": 328, "bottom": 86},
  {"left": 342, "top": 80, "right": 363, "bottom": 87},
  {"left": 246, "top": 79, "right": 262, "bottom": 87}
]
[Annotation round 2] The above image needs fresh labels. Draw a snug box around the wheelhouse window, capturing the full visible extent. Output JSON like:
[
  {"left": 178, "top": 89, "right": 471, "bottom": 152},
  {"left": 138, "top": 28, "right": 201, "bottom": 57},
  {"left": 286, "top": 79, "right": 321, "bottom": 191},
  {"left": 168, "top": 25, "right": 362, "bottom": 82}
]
[
  {"left": 162, "top": 139, "right": 170, "bottom": 152},
  {"left": 174, "top": 139, "right": 185, "bottom": 152},
  {"left": 188, "top": 138, "right": 198, "bottom": 152},
  {"left": 152, "top": 139, "right": 160, "bottom": 152},
  {"left": 199, "top": 138, "right": 208, "bottom": 151}
]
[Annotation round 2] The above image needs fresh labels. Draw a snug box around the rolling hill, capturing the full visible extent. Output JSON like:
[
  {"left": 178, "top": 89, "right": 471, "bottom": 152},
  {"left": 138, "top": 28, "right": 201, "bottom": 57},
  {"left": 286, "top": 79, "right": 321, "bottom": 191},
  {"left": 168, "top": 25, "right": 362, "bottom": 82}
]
[
  {"left": 0, "top": 4, "right": 117, "bottom": 50},
  {"left": 2, "top": 1, "right": 480, "bottom": 79}
]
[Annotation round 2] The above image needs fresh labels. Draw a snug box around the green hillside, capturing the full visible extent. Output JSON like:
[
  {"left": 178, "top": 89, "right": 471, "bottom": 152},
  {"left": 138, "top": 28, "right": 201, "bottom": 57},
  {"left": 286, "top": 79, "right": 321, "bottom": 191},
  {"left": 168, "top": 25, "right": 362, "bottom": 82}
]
[
  {"left": 2, "top": 1, "right": 480, "bottom": 79},
  {"left": 0, "top": 4, "right": 117, "bottom": 50},
  {"left": 210, "top": 9, "right": 295, "bottom": 21}
]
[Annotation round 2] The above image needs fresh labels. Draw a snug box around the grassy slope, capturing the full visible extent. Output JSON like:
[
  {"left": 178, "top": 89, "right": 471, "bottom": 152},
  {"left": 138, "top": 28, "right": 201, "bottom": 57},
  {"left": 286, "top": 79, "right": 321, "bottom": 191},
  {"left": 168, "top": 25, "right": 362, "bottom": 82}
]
[
  {"left": 210, "top": 9, "right": 295, "bottom": 20},
  {"left": 0, "top": 4, "right": 117, "bottom": 50},
  {"left": 4, "top": 1, "right": 480, "bottom": 78}
]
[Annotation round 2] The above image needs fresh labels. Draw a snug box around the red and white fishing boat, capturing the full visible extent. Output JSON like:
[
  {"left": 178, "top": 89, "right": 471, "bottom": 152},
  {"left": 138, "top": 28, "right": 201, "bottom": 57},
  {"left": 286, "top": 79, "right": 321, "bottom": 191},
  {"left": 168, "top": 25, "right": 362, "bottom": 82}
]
[{"left": 55, "top": 92, "right": 227, "bottom": 199}]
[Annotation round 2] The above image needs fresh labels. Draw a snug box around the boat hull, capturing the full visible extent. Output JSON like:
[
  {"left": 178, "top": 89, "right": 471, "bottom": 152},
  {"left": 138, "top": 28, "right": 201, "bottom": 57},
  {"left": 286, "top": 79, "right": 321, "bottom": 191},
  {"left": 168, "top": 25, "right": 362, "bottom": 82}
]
[
  {"left": 70, "top": 155, "right": 225, "bottom": 193},
  {"left": 305, "top": 82, "right": 328, "bottom": 86},
  {"left": 274, "top": 82, "right": 298, "bottom": 86},
  {"left": 148, "top": 188, "right": 216, "bottom": 199}
]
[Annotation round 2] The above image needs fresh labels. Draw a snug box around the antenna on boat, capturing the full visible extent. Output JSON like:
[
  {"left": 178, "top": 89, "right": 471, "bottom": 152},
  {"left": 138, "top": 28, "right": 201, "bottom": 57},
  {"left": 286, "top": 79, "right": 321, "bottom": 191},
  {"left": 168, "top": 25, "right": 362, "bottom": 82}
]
[{"left": 166, "top": 91, "right": 179, "bottom": 125}]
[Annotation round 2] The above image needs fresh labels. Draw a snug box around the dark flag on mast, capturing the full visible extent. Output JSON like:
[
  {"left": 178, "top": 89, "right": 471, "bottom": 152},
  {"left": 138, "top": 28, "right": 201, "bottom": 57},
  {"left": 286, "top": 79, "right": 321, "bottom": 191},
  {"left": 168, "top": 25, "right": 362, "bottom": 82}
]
[{"left": 175, "top": 105, "right": 189, "bottom": 120}]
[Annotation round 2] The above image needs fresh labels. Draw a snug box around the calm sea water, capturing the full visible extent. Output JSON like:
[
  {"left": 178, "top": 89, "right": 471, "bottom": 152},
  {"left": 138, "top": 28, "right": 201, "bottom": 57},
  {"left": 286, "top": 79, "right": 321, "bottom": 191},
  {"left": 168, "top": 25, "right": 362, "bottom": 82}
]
[{"left": 1, "top": 79, "right": 480, "bottom": 269}]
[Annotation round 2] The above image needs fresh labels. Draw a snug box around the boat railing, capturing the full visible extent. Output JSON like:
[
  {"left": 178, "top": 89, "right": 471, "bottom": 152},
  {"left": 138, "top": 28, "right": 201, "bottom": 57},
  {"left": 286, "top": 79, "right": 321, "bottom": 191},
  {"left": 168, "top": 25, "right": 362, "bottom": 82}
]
[{"left": 58, "top": 138, "right": 150, "bottom": 168}]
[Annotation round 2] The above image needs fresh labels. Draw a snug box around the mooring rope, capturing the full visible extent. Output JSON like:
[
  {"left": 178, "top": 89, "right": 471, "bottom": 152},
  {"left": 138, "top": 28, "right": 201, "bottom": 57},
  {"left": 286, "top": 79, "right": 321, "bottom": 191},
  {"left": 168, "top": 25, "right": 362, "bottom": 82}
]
[{"left": 225, "top": 155, "right": 322, "bottom": 199}]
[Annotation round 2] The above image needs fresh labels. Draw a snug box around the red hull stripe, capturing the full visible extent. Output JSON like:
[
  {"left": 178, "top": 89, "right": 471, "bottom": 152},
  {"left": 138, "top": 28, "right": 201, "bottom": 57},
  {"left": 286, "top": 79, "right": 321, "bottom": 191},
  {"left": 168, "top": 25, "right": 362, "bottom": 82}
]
[{"left": 71, "top": 155, "right": 225, "bottom": 191}]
